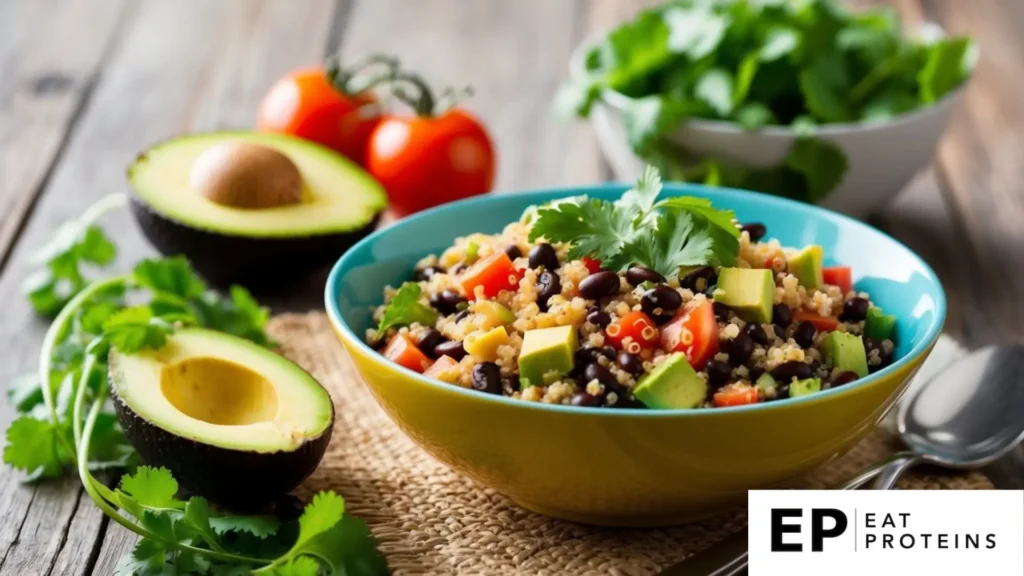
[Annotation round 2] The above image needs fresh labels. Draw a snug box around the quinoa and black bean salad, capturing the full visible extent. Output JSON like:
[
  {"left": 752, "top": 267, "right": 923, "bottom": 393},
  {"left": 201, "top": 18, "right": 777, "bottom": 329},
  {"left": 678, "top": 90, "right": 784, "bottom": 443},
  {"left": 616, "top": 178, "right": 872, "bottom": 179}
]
[{"left": 366, "top": 166, "right": 898, "bottom": 409}]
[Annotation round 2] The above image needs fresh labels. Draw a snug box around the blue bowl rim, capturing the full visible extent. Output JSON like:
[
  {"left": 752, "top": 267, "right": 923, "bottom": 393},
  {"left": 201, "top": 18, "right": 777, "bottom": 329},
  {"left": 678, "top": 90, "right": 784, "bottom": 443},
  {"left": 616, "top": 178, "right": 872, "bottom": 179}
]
[{"left": 325, "top": 183, "right": 946, "bottom": 417}]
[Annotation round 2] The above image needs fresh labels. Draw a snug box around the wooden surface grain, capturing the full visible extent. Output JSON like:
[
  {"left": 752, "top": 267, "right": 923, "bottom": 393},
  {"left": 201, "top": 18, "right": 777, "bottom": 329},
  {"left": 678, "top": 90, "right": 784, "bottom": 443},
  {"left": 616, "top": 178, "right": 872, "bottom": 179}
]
[{"left": 0, "top": 0, "right": 1020, "bottom": 573}]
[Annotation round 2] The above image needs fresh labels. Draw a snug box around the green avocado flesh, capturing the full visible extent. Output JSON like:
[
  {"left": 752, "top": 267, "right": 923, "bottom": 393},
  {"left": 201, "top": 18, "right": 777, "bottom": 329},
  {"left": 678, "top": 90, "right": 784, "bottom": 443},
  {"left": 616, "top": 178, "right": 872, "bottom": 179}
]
[
  {"left": 789, "top": 377, "right": 822, "bottom": 397},
  {"left": 519, "top": 326, "right": 577, "bottom": 387},
  {"left": 128, "top": 132, "right": 386, "bottom": 237},
  {"left": 788, "top": 245, "right": 823, "bottom": 290},
  {"left": 864, "top": 307, "right": 897, "bottom": 341},
  {"left": 634, "top": 353, "right": 707, "bottom": 409},
  {"left": 715, "top": 267, "right": 775, "bottom": 323},
  {"left": 822, "top": 331, "right": 869, "bottom": 378},
  {"left": 110, "top": 328, "right": 333, "bottom": 453}
]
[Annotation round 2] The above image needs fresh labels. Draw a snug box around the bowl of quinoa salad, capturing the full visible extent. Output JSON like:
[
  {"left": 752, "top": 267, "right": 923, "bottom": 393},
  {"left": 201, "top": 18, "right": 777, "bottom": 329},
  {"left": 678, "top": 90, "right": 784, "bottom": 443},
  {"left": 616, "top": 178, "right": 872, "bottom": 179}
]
[{"left": 325, "top": 166, "right": 945, "bottom": 526}]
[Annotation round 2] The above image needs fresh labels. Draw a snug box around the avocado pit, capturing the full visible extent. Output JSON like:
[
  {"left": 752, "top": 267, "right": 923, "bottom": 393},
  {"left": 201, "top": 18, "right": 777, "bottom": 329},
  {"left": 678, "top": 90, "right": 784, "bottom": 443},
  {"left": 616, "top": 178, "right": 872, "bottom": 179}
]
[{"left": 189, "top": 141, "right": 303, "bottom": 209}]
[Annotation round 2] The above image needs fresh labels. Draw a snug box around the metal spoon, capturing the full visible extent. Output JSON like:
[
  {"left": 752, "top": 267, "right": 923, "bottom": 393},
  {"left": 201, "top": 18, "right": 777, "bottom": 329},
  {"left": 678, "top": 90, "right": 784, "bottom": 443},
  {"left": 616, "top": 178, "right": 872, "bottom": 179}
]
[
  {"left": 872, "top": 345, "right": 1024, "bottom": 489},
  {"left": 663, "top": 345, "right": 1024, "bottom": 575}
]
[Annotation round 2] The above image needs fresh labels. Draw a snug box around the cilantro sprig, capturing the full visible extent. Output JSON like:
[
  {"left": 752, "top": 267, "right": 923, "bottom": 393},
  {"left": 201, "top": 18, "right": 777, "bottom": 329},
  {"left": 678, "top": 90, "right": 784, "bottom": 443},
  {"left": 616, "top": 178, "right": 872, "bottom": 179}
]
[
  {"left": 559, "top": 0, "right": 976, "bottom": 203},
  {"left": 375, "top": 282, "right": 438, "bottom": 339},
  {"left": 528, "top": 165, "right": 739, "bottom": 278},
  {"left": 3, "top": 195, "right": 389, "bottom": 574}
]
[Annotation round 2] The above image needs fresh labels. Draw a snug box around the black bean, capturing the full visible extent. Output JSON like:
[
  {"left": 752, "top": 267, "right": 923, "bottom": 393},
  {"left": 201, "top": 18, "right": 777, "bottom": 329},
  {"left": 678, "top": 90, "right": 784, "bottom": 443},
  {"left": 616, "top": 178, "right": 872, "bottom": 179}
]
[
  {"left": 741, "top": 222, "right": 767, "bottom": 243},
  {"left": 536, "top": 271, "right": 562, "bottom": 312},
  {"left": 749, "top": 366, "right": 765, "bottom": 382},
  {"left": 415, "top": 329, "right": 445, "bottom": 357},
  {"left": 830, "top": 371, "right": 859, "bottom": 388},
  {"left": 772, "top": 303, "right": 792, "bottom": 327},
  {"left": 841, "top": 297, "right": 870, "bottom": 322},
  {"left": 414, "top": 265, "right": 444, "bottom": 282},
  {"left": 625, "top": 266, "right": 666, "bottom": 286},
  {"left": 773, "top": 324, "right": 787, "bottom": 339},
  {"left": 706, "top": 360, "right": 732, "bottom": 389},
  {"left": 617, "top": 352, "right": 644, "bottom": 376},
  {"left": 745, "top": 322, "right": 769, "bottom": 345},
  {"left": 578, "top": 271, "right": 620, "bottom": 300},
  {"left": 586, "top": 309, "right": 611, "bottom": 327},
  {"left": 528, "top": 243, "right": 559, "bottom": 270},
  {"left": 571, "top": 392, "right": 600, "bottom": 407},
  {"left": 679, "top": 266, "right": 718, "bottom": 293},
  {"left": 574, "top": 345, "right": 607, "bottom": 370},
  {"left": 433, "top": 340, "right": 466, "bottom": 361},
  {"left": 472, "top": 362, "right": 502, "bottom": 394},
  {"left": 453, "top": 309, "right": 470, "bottom": 323},
  {"left": 601, "top": 346, "right": 617, "bottom": 359},
  {"left": 506, "top": 374, "right": 520, "bottom": 392},
  {"left": 713, "top": 301, "right": 730, "bottom": 321},
  {"left": 583, "top": 362, "right": 622, "bottom": 393},
  {"left": 863, "top": 337, "right": 893, "bottom": 371},
  {"left": 771, "top": 360, "right": 813, "bottom": 382},
  {"left": 641, "top": 285, "right": 683, "bottom": 319},
  {"left": 725, "top": 331, "right": 754, "bottom": 365},
  {"left": 611, "top": 395, "right": 645, "bottom": 409},
  {"left": 774, "top": 384, "right": 791, "bottom": 400},
  {"left": 429, "top": 289, "right": 466, "bottom": 315},
  {"left": 793, "top": 321, "right": 817, "bottom": 348},
  {"left": 504, "top": 245, "right": 522, "bottom": 260}
]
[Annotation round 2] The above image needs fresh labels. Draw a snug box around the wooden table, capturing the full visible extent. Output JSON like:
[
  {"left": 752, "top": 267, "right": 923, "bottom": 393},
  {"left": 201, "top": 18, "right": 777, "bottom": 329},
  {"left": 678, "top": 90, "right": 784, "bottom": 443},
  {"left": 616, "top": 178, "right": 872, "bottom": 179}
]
[{"left": 0, "top": 0, "right": 1020, "bottom": 573}]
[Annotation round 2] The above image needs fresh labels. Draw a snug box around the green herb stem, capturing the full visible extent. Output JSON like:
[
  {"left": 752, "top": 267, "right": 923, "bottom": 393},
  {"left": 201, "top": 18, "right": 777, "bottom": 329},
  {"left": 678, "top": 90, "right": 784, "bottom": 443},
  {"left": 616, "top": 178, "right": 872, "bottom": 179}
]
[
  {"left": 71, "top": 351, "right": 99, "bottom": 449},
  {"left": 39, "top": 274, "right": 132, "bottom": 461},
  {"left": 79, "top": 193, "right": 128, "bottom": 228}
]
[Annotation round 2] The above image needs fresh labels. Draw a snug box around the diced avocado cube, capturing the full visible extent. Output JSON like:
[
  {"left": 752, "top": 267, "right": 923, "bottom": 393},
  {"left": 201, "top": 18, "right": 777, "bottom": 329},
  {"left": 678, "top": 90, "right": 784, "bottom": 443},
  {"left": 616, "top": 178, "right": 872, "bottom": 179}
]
[
  {"left": 788, "top": 245, "right": 823, "bottom": 290},
  {"left": 464, "top": 326, "right": 510, "bottom": 361},
  {"left": 789, "top": 377, "right": 822, "bottom": 398},
  {"left": 755, "top": 372, "right": 778, "bottom": 395},
  {"left": 864, "top": 306, "right": 897, "bottom": 341},
  {"left": 633, "top": 353, "right": 708, "bottom": 409},
  {"left": 822, "top": 331, "right": 869, "bottom": 377},
  {"left": 715, "top": 268, "right": 775, "bottom": 324},
  {"left": 518, "top": 326, "right": 577, "bottom": 387}
]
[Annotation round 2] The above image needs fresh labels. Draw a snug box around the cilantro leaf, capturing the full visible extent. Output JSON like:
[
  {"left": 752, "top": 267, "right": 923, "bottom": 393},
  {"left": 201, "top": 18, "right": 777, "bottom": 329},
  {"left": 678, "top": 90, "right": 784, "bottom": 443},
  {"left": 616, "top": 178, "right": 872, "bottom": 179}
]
[
  {"left": 184, "top": 497, "right": 223, "bottom": 550},
  {"left": 7, "top": 373, "right": 43, "bottom": 413},
  {"left": 115, "top": 538, "right": 168, "bottom": 576},
  {"left": 376, "top": 283, "right": 438, "bottom": 336},
  {"left": 622, "top": 209, "right": 714, "bottom": 279},
  {"left": 272, "top": 556, "right": 321, "bottom": 576},
  {"left": 300, "top": 516, "right": 389, "bottom": 576},
  {"left": 294, "top": 491, "right": 345, "bottom": 550},
  {"left": 529, "top": 198, "right": 637, "bottom": 271},
  {"left": 3, "top": 415, "right": 64, "bottom": 480},
  {"left": 209, "top": 515, "right": 281, "bottom": 538},
  {"left": 655, "top": 195, "right": 740, "bottom": 267},
  {"left": 616, "top": 164, "right": 661, "bottom": 220},
  {"left": 784, "top": 136, "right": 849, "bottom": 202},
  {"left": 120, "top": 466, "right": 184, "bottom": 510},
  {"left": 663, "top": 5, "right": 728, "bottom": 60},
  {"left": 918, "top": 37, "right": 973, "bottom": 104},
  {"left": 103, "top": 306, "right": 173, "bottom": 353},
  {"left": 694, "top": 68, "right": 734, "bottom": 117},
  {"left": 133, "top": 257, "right": 207, "bottom": 299},
  {"left": 620, "top": 95, "right": 697, "bottom": 152}
]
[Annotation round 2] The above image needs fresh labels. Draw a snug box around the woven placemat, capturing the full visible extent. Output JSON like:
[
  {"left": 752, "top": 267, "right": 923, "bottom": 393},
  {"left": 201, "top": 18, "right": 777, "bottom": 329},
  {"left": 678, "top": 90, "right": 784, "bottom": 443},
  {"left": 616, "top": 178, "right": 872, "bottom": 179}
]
[{"left": 271, "top": 313, "right": 992, "bottom": 576}]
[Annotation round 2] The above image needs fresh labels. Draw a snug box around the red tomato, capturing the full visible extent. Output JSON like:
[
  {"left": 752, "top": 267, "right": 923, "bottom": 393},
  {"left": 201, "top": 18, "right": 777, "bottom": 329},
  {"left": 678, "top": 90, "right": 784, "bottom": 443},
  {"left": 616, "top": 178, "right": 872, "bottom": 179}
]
[
  {"left": 257, "top": 66, "right": 380, "bottom": 166},
  {"left": 793, "top": 310, "right": 839, "bottom": 333},
  {"left": 460, "top": 252, "right": 518, "bottom": 300},
  {"left": 581, "top": 257, "right": 603, "bottom": 274},
  {"left": 366, "top": 109, "right": 495, "bottom": 216},
  {"left": 660, "top": 299, "right": 719, "bottom": 370},
  {"left": 713, "top": 384, "right": 760, "bottom": 407},
  {"left": 822, "top": 266, "right": 853, "bottom": 294},
  {"left": 383, "top": 334, "right": 431, "bottom": 373},
  {"left": 605, "top": 311, "right": 660, "bottom": 353}
]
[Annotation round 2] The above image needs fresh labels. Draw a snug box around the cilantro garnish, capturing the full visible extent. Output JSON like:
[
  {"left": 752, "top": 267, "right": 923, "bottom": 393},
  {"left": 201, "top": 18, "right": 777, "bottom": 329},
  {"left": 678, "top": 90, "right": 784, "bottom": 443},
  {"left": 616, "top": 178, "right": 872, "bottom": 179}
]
[
  {"left": 3, "top": 195, "right": 389, "bottom": 574},
  {"left": 376, "top": 282, "right": 437, "bottom": 337},
  {"left": 528, "top": 165, "right": 738, "bottom": 279},
  {"left": 558, "top": 0, "right": 976, "bottom": 202}
]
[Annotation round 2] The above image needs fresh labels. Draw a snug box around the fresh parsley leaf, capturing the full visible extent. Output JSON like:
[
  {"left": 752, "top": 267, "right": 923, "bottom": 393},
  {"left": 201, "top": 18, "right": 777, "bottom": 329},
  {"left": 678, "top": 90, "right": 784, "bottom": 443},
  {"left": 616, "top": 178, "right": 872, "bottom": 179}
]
[
  {"left": 120, "top": 466, "right": 185, "bottom": 510},
  {"left": 3, "top": 415, "right": 64, "bottom": 480},
  {"left": 376, "top": 283, "right": 438, "bottom": 336}
]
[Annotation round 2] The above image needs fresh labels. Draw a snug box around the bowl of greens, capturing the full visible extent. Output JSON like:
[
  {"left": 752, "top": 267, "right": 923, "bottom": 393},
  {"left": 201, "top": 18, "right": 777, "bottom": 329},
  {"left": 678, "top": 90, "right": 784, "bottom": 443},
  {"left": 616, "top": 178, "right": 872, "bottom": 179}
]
[{"left": 558, "top": 0, "right": 975, "bottom": 218}]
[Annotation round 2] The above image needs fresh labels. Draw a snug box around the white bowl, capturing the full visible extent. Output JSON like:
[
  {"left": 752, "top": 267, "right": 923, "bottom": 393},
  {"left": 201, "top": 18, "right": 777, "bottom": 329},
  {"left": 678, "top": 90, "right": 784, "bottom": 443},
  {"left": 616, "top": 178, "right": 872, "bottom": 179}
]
[{"left": 573, "top": 42, "right": 967, "bottom": 219}]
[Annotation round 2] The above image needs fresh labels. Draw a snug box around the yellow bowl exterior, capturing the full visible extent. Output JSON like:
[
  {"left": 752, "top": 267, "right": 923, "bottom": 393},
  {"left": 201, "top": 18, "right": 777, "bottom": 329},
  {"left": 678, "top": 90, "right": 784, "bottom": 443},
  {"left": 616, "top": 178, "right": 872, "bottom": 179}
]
[{"left": 336, "top": 324, "right": 931, "bottom": 527}]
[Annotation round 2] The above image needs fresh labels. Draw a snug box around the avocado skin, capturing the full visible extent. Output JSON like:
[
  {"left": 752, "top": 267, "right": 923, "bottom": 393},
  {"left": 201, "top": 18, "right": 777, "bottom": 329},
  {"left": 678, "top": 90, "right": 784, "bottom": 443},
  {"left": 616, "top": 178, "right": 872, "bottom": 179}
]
[
  {"left": 110, "top": 380, "right": 334, "bottom": 509},
  {"left": 129, "top": 196, "right": 380, "bottom": 288}
]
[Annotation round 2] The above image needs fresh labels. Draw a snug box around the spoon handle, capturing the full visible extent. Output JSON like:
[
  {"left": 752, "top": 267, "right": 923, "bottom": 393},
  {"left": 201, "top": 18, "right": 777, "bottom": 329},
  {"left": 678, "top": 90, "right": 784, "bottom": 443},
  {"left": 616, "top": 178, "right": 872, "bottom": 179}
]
[{"left": 872, "top": 452, "right": 925, "bottom": 490}]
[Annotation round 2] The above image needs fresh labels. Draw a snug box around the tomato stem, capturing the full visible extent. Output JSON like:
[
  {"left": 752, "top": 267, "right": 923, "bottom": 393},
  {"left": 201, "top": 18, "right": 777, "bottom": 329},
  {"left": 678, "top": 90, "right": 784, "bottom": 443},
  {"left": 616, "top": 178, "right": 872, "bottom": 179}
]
[{"left": 324, "top": 53, "right": 399, "bottom": 96}]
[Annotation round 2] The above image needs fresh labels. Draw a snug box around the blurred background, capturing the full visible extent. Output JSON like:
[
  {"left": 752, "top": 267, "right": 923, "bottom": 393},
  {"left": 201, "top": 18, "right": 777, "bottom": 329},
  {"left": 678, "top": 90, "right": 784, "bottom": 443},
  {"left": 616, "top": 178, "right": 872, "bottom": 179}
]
[{"left": 0, "top": 0, "right": 1021, "bottom": 573}]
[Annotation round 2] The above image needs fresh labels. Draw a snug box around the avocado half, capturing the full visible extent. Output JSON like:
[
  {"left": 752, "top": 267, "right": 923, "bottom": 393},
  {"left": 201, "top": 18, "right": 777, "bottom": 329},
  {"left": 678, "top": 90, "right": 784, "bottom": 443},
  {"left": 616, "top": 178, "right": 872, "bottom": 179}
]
[
  {"left": 109, "top": 328, "right": 335, "bottom": 507},
  {"left": 127, "top": 132, "right": 386, "bottom": 287}
]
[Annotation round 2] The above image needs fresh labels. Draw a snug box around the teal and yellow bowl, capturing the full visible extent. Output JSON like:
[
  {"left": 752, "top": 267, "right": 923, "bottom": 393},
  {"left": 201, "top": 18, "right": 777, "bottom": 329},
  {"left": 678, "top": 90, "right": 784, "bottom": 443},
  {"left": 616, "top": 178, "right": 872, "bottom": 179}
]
[{"left": 324, "top": 184, "right": 945, "bottom": 527}]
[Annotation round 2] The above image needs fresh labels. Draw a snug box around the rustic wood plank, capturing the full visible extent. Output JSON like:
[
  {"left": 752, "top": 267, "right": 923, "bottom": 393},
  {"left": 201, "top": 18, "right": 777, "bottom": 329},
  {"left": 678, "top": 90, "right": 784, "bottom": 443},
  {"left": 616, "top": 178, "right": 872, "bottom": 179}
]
[
  {"left": 0, "top": 1, "right": 341, "bottom": 573},
  {"left": 48, "top": 490, "right": 109, "bottom": 576}
]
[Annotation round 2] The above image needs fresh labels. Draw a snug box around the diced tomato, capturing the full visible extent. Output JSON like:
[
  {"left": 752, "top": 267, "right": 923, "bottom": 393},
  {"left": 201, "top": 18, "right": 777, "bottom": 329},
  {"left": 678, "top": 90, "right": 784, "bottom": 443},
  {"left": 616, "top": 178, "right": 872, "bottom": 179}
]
[
  {"left": 581, "top": 257, "right": 603, "bottom": 274},
  {"left": 423, "top": 355, "right": 459, "bottom": 380},
  {"left": 823, "top": 266, "right": 853, "bottom": 294},
  {"left": 605, "top": 310, "right": 660, "bottom": 352},
  {"left": 460, "top": 252, "right": 518, "bottom": 300},
  {"left": 383, "top": 334, "right": 431, "bottom": 373},
  {"left": 793, "top": 310, "right": 839, "bottom": 333},
  {"left": 713, "top": 384, "right": 760, "bottom": 407},
  {"left": 660, "top": 299, "right": 719, "bottom": 370}
]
